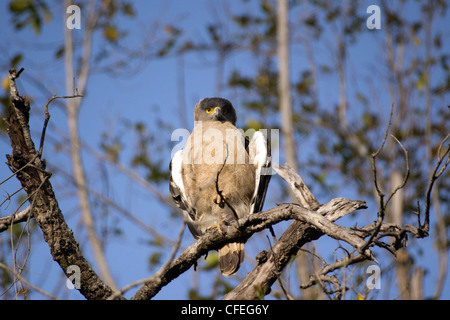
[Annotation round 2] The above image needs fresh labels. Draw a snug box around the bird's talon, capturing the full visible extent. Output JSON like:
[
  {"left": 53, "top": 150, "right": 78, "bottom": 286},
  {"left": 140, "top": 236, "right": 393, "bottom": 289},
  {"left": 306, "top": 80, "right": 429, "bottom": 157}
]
[
  {"left": 213, "top": 194, "right": 225, "bottom": 208},
  {"left": 206, "top": 222, "right": 223, "bottom": 234}
]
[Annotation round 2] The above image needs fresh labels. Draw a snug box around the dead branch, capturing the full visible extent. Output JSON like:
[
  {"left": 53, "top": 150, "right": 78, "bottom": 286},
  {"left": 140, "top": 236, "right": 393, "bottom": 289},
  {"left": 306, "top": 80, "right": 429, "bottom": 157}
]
[
  {"left": 132, "top": 199, "right": 368, "bottom": 300},
  {"left": 39, "top": 94, "right": 83, "bottom": 156},
  {"left": 108, "top": 221, "right": 186, "bottom": 299},
  {"left": 0, "top": 262, "right": 59, "bottom": 300},
  {"left": 4, "top": 68, "right": 120, "bottom": 300},
  {"left": 421, "top": 133, "right": 450, "bottom": 232},
  {"left": 0, "top": 206, "right": 31, "bottom": 233}
]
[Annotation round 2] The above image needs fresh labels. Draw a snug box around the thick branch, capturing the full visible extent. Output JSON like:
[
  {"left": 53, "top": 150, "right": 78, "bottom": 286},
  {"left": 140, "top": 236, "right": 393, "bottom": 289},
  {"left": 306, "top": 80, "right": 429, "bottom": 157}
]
[
  {"left": 132, "top": 198, "right": 367, "bottom": 300},
  {"left": 273, "top": 163, "right": 319, "bottom": 209},
  {"left": 5, "top": 69, "right": 118, "bottom": 300},
  {"left": 223, "top": 199, "right": 367, "bottom": 300}
]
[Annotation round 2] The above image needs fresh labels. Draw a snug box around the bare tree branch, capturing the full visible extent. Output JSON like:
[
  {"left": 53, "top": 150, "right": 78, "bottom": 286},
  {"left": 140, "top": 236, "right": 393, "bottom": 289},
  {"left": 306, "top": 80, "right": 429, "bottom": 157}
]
[
  {"left": 108, "top": 221, "right": 186, "bottom": 299},
  {"left": 39, "top": 94, "right": 84, "bottom": 157},
  {"left": 0, "top": 206, "right": 31, "bottom": 233},
  {"left": 422, "top": 133, "right": 450, "bottom": 232},
  {"left": 132, "top": 199, "right": 368, "bottom": 300},
  {"left": 0, "top": 262, "right": 59, "bottom": 300},
  {"left": 4, "top": 68, "right": 120, "bottom": 300},
  {"left": 223, "top": 164, "right": 367, "bottom": 300}
]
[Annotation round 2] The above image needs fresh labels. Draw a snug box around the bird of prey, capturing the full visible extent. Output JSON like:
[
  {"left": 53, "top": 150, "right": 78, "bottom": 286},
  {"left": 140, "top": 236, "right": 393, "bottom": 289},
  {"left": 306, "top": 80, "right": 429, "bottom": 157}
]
[{"left": 169, "top": 97, "right": 271, "bottom": 276}]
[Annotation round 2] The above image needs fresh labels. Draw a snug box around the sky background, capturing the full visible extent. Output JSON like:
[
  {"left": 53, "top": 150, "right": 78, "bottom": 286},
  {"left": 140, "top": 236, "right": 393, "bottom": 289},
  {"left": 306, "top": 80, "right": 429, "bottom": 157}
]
[{"left": 0, "top": 0, "right": 449, "bottom": 300}]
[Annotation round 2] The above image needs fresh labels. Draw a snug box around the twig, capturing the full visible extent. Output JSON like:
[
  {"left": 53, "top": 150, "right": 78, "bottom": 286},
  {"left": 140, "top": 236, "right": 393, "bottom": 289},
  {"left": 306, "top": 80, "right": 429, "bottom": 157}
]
[
  {"left": 299, "top": 247, "right": 327, "bottom": 266},
  {"left": 47, "top": 162, "right": 176, "bottom": 246},
  {"left": 214, "top": 144, "right": 239, "bottom": 222},
  {"left": 39, "top": 94, "right": 83, "bottom": 156},
  {"left": 266, "top": 235, "right": 293, "bottom": 300},
  {"left": 0, "top": 206, "right": 31, "bottom": 233},
  {"left": 422, "top": 133, "right": 450, "bottom": 232},
  {"left": 109, "top": 221, "right": 186, "bottom": 299},
  {"left": 15, "top": 67, "right": 24, "bottom": 78},
  {"left": 8, "top": 68, "right": 24, "bottom": 98},
  {"left": 373, "top": 103, "right": 395, "bottom": 158},
  {"left": 0, "top": 262, "right": 59, "bottom": 300},
  {"left": 385, "top": 135, "right": 410, "bottom": 206},
  {"left": 3, "top": 153, "right": 40, "bottom": 185},
  {"left": 302, "top": 250, "right": 334, "bottom": 300},
  {"left": 363, "top": 105, "right": 396, "bottom": 253},
  {"left": 0, "top": 186, "right": 24, "bottom": 209},
  {"left": 371, "top": 103, "right": 395, "bottom": 210}
]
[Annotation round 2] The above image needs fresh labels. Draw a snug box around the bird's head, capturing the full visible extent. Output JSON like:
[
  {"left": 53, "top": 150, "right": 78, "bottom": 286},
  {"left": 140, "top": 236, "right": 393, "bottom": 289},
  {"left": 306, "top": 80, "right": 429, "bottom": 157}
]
[{"left": 194, "top": 97, "right": 237, "bottom": 125}]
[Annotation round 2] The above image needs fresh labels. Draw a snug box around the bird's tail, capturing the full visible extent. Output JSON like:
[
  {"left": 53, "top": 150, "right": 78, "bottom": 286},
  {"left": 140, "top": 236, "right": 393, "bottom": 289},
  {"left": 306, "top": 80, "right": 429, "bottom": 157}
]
[{"left": 218, "top": 242, "right": 245, "bottom": 277}]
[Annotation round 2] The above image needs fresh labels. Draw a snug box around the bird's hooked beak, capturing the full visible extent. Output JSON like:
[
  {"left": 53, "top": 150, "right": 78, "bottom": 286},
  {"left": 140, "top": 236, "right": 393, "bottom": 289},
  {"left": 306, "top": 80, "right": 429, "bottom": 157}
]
[
  {"left": 213, "top": 106, "right": 221, "bottom": 117},
  {"left": 213, "top": 106, "right": 225, "bottom": 121}
]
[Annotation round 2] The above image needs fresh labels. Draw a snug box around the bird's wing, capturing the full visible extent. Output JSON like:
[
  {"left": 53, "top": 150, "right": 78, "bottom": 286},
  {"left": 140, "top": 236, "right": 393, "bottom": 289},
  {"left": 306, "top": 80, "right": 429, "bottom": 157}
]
[
  {"left": 248, "top": 131, "right": 272, "bottom": 214},
  {"left": 169, "top": 149, "right": 196, "bottom": 222}
]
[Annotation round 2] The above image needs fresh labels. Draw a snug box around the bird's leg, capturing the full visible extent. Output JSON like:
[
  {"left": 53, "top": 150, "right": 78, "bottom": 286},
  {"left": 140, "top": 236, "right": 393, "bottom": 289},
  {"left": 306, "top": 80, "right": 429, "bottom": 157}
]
[
  {"left": 206, "top": 218, "right": 224, "bottom": 234},
  {"left": 213, "top": 193, "right": 226, "bottom": 208},
  {"left": 214, "top": 191, "right": 240, "bottom": 228}
]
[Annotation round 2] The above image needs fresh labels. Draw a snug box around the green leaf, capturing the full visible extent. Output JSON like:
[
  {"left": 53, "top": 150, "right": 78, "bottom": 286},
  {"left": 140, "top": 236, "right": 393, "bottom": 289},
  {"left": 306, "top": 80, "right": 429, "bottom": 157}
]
[
  {"left": 148, "top": 236, "right": 164, "bottom": 247},
  {"left": 9, "top": 0, "right": 29, "bottom": 12},
  {"left": 9, "top": 0, "right": 51, "bottom": 34},
  {"left": 318, "top": 141, "right": 328, "bottom": 155},
  {"left": 149, "top": 252, "right": 162, "bottom": 268},
  {"left": 103, "top": 25, "right": 119, "bottom": 43},
  {"left": 122, "top": 3, "right": 135, "bottom": 17},
  {"left": 54, "top": 45, "right": 64, "bottom": 59},
  {"left": 233, "top": 14, "right": 251, "bottom": 27},
  {"left": 30, "top": 14, "right": 42, "bottom": 34},
  {"left": 11, "top": 54, "right": 23, "bottom": 67},
  {"left": 261, "top": 0, "right": 272, "bottom": 14},
  {"left": 415, "top": 72, "right": 429, "bottom": 91}
]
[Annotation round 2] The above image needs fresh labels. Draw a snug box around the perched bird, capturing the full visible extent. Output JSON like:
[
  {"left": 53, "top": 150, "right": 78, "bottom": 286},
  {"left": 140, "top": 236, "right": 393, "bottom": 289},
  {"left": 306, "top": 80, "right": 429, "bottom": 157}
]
[{"left": 169, "top": 97, "right": 271, "bottom": 276}]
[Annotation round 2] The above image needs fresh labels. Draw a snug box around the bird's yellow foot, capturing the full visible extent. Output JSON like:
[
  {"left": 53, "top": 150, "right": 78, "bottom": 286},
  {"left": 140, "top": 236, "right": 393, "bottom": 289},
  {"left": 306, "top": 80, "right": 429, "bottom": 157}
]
[
  {"left": 206, "top": 219, "right": 224, "bottom": 234},
  {"left": 213, "top": 194, "right": 226, "bottom": 208}
]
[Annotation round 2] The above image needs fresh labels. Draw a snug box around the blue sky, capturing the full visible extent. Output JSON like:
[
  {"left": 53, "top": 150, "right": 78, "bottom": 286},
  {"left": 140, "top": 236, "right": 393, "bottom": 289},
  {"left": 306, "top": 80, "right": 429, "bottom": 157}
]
[{"left": 0, "top": 0, "right": 449, "bottom": 300}]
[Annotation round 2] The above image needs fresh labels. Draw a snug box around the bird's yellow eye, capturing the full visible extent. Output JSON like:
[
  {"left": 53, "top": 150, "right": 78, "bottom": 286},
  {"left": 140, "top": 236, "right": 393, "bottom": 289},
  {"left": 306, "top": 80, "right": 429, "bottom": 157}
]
[
  {"left": 222, "top": 109, "right": 228, "bottom": 115},
  {"left": 206, "top": 108, "right": 212, "bottom": 113}
]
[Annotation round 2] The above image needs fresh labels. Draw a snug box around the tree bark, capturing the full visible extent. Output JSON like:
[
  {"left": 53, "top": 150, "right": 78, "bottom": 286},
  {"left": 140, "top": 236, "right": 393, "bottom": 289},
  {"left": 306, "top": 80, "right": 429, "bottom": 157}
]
[{"left": 5, "top": 68, "right": 118, "bottom": 300}]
